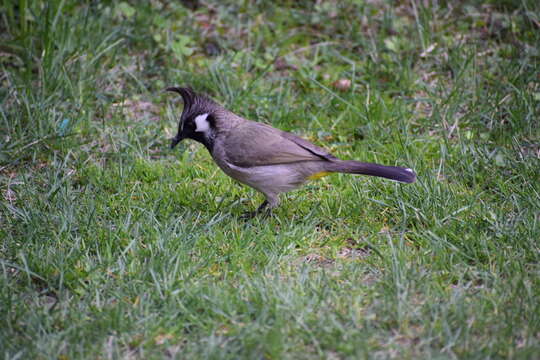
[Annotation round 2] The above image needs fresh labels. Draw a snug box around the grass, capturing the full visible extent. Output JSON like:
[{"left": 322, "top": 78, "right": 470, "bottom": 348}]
[{"left": 1, "top": 0, "right": 539, "bottom": 358}]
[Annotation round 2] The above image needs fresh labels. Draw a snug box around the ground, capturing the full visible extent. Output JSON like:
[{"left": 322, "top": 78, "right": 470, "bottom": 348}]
[{"left": 1, "top": 0, "right": 539, "bottom": 358}]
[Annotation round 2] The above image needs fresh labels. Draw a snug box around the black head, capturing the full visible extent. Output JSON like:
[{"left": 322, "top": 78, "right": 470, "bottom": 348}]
[{"left": 167, "top": 87, "right": 217, "bottom": 151}]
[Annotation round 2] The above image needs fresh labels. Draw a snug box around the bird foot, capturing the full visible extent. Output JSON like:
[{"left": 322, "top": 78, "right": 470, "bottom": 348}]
[{"left": 240, "top": 201, "right": 272, "bottom": 220}]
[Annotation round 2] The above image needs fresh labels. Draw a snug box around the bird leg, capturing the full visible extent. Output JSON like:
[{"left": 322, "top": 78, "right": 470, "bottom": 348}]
[
  {"left": 240, "top": 200, "right": 272, "bottom": 220},
  {"left": 256, "top": 200, "right": 269, "bottom": 212}
]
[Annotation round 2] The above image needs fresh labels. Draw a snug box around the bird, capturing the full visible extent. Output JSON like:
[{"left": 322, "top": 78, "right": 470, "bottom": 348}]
[{"left": 167, "top": 86, "right": 416, "bottom": 215}]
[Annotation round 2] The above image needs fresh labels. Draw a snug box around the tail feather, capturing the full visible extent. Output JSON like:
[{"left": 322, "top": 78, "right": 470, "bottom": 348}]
[{"left": 328, "top": 160, "right": 416, "bottom": 183}]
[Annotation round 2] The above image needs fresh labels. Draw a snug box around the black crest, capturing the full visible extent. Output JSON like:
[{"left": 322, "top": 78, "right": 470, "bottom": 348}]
[
  {"left": 167, "top": 86, "right": 218, "bottom": 150},
  {"left": 166, "top": 86, "right": 196, "bottom": 114},
  {"left": 166, "top": 86, "right": 216, "bottom": 120}
]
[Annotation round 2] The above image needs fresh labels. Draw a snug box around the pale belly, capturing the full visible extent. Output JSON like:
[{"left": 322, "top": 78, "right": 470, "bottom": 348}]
[{"left": 213, "top": 156, "right": 311, "bottom": 195}]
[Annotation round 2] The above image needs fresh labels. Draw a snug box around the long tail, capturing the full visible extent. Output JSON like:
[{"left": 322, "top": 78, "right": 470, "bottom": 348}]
[{"left": 327, "top": 160, "right": 416, "bottom": 183}]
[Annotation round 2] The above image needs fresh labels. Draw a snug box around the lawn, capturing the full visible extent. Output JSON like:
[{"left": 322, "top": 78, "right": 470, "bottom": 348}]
[{"left": 1, "top": 0, "right": 539, "bottom": 358}]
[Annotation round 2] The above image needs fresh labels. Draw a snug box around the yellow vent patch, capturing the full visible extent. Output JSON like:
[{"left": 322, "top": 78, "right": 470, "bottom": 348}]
[{"left": 308, "top": 171, "right": 331, "bottom": 180}]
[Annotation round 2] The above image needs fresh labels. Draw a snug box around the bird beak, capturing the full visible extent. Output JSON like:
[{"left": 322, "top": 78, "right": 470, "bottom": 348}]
[{"left": 170, "top": 134, "right": 184, "bottom": 149}]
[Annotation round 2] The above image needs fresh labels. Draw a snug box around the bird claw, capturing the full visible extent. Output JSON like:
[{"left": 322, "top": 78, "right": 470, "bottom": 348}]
[
  {"left": 240, "top": 201, "right": 272, "bottom": 220},
  {"left": 240, "top": 211, "right": 259, "bottom": 220}
]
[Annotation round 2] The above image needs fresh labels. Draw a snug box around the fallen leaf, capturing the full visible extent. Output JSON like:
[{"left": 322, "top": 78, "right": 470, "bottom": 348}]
[
  {"left": 332, "top": 79, "right": 351, "bottom": 91},
  {"left": 420, "top": 43, "right": 437, "bottom": 58},
  {"left": 154, "top": 333, "right": 173, "bottom": 345},
  {"left": 4, "top": 188, "right": 16, "bottom": 202},
  {"left": 274, "top": 57, "right": 298, "bottom": 71}
]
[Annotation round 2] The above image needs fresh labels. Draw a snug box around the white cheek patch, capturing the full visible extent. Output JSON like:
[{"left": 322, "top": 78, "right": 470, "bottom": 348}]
[{"left": 194, "top": 113, "right": 210, "bottom": 133}]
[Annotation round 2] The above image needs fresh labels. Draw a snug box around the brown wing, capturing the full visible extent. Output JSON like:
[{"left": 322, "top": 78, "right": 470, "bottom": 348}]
[
  {"left": 223, "top": 122, "right": 335, "bottom": 167},
  {"left": 280, "top": 130, "right": 337, "bottom": 161}
]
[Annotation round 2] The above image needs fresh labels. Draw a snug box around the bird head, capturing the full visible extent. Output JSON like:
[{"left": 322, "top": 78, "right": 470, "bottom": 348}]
[{"left": 167, "top": 87, "right": 218, "bottom": 151}]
